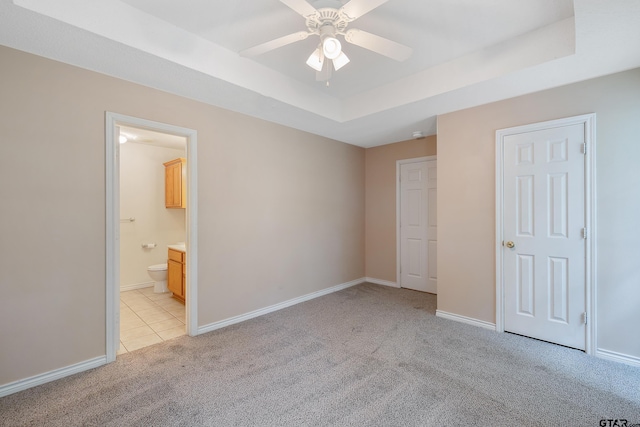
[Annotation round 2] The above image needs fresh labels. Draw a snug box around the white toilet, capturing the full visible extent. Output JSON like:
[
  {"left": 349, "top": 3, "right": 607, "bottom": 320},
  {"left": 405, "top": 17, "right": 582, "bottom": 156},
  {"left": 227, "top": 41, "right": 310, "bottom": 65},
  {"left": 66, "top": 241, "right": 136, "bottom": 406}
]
[{"left": 147, "top": 263, "right": 168, "bottom": 293}]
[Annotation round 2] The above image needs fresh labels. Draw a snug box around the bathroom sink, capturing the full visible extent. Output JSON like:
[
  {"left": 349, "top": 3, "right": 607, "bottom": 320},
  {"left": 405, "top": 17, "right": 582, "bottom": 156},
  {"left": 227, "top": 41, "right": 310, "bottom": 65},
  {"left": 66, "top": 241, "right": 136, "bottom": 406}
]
[{"left": 168, "top": 243, "right": 186, "bottom": 252}]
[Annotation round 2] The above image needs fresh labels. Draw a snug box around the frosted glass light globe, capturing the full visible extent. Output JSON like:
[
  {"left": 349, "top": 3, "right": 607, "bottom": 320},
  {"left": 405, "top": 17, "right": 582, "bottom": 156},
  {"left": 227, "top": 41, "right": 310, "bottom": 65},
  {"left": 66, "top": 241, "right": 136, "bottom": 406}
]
[{"left": 322, "top": 37, "right": 341, "bottom": 59}]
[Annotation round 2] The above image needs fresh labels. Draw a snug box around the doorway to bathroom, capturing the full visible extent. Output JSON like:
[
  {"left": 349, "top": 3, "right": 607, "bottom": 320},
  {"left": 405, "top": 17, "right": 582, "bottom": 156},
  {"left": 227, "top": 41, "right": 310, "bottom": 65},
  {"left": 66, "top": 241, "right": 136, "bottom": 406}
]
[{"left": 106, "top": 113, "right": 198, "bottom": 362}]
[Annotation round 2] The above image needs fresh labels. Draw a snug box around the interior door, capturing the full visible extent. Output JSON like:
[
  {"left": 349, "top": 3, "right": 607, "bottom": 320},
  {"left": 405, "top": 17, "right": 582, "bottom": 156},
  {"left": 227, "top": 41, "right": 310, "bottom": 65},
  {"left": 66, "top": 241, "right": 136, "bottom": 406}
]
[
  {"left": 399, "top": 159, "right": 437, "bottom": 293},
  {"left": 502, "top": 123, "right": 586, "bottom": 350}
]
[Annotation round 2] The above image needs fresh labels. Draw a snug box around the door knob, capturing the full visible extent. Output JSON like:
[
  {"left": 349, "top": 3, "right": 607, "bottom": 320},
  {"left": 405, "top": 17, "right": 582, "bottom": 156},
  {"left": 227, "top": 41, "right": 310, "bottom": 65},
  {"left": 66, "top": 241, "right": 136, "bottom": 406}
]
[{"left": 505, "top": 241, "right": 515, "bottom": 249}]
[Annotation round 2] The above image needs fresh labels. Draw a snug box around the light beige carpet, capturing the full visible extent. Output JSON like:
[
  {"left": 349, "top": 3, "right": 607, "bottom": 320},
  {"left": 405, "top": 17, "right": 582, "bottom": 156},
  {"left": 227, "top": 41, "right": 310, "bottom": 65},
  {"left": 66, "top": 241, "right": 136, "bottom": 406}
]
[{"left": 2, "top": 283, "right": 639, "bottom": 426}]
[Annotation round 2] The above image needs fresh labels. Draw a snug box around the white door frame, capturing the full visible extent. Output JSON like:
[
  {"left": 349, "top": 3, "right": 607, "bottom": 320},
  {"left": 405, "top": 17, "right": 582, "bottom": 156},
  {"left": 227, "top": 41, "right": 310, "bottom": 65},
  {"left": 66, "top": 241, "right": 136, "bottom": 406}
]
[
  {"left": 495, "top": 113, "right": 596, "bottom": 355},
  {"left": 105, "top": 112, "right": 198, "bottom": 362},
  {"left": 396, "top": 155, "right": 437, "bottom": 289}
]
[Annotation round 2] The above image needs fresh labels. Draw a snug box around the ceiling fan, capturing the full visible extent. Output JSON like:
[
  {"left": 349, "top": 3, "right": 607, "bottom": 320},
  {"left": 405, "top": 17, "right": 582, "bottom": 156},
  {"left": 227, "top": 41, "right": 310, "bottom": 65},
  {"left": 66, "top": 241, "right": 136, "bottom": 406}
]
[{"left": 240, "top": 0, "right": 413, "bottom": 82}]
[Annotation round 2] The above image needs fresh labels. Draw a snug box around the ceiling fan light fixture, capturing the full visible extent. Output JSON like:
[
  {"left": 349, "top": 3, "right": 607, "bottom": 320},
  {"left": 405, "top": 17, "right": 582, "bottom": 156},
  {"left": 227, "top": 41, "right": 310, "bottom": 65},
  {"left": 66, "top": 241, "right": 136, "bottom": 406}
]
[
  {"left": 332, "top": 51, "right": 350, "bottom": 71},
  {"left": 306, "top": 47, "right": 324, "bottom": 71},
  {"left": 322, "top": 36, "right": 342, "bottom": 59},
  {"left": 242, "top": 0, "right": 414, "bottom": 82}
]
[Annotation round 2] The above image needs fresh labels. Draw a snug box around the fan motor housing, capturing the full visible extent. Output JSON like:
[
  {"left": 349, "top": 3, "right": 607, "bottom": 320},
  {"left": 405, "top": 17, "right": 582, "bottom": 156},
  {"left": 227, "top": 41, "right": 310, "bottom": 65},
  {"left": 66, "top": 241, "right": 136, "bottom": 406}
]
[{"left": 306, "top": 8, "right": 349, "bottom": 35}]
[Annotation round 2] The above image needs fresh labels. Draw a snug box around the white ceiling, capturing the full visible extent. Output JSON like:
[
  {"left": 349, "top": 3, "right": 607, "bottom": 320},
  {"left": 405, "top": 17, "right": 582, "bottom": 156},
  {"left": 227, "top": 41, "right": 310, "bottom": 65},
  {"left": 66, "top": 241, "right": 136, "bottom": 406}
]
[{"left": 1, "top": 0, "right": 639, "bottom": 147}]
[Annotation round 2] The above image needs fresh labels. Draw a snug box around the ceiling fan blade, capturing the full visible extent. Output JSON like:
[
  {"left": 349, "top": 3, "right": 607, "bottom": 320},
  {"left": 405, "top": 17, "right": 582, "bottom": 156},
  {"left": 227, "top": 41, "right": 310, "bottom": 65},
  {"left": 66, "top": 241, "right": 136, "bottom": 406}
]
[
  {"left": 280, "top": 0, "right": 318, "bottom": 18},
  {"left": 344, "top": 29, "right": 412, "bottom": 61},
  {"left": 339, "top": 0, "right": 389, "bottom": 20},
  {"left": 240, "top": 31, "right": 310, "bottom": 57}
]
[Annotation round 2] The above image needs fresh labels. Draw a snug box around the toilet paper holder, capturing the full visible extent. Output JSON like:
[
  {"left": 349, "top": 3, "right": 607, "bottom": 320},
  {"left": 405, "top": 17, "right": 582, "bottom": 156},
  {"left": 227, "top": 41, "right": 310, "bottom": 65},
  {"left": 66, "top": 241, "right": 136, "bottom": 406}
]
[{"left": 141, "top": 243, "right": 157, "bottom": 249}]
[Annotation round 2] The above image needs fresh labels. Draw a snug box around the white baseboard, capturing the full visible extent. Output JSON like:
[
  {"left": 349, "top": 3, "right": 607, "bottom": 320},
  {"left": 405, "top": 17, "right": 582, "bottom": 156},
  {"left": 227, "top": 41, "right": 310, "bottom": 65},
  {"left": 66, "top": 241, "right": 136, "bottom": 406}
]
[
  {"left": 436, "top": 310, "right": 496, "bottom": 330},
  {"left": 596, "top": 348, "right": 640, "bottom": 368},
  {"left": 0, "top": 356, "right": 106, "bottom": 398},
  {"left": 364, "top": 277, "right": 399, "bottom": 288},
  {"left": 198, "top": 277, "right": 366, "bottom": 335},
  {"left": 120, "top": 281, "right": 154, "bottom": 292}
]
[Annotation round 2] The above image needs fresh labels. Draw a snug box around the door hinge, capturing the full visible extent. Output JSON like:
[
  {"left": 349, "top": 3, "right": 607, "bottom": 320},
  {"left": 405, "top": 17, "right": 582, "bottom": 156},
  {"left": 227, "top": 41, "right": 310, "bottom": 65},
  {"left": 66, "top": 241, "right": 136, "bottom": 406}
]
[
  {"left": 583, "top": 312, "right": 588, "bottom": 325},
  {"left": 582, "top": 227, "right": 587, "bottom": 239},
  {"left": 581, "top": 142, "right": 586, "bottom": 154}
]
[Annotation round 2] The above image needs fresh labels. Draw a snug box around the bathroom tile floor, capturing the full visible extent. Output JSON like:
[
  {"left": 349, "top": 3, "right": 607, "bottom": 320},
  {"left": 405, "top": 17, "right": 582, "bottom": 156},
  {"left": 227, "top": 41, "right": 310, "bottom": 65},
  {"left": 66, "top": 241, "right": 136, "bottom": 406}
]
[{"left": 118, "top": 287, "right": 186, "bottom": 354}]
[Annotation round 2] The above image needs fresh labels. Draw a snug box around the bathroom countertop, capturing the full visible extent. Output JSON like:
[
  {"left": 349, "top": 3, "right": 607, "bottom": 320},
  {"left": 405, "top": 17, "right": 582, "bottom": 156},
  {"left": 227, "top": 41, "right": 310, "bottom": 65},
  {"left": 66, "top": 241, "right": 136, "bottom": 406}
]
[{"left": 168, "top": 244, "right": 186, "bottom": 252}]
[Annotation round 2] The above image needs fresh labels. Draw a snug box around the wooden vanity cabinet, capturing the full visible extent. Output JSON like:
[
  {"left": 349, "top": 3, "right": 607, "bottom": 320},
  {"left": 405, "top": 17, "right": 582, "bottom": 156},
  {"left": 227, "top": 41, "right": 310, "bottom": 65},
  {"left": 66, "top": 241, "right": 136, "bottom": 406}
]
[
  {"left": 163, "top": 158, "right": 186, "bottom": 208},
  {"left": 167, "top": 248, "right": 185, "bottom": 304}
]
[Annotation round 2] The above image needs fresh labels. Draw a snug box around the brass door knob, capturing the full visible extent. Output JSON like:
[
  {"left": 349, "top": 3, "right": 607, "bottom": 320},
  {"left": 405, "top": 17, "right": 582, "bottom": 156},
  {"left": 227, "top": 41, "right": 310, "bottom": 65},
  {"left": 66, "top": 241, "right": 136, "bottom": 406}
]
[{"left": 505, "top": 241, "right": 515, "bottom": 249}]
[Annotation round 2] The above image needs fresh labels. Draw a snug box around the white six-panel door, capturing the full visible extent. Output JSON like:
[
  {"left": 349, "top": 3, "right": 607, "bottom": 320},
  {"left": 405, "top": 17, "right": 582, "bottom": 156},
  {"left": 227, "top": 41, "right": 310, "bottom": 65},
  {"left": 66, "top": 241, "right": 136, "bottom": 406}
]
[
  {"left": 502, "top": 123, "right": 586, "bottom": 350},
  {"left": 399, "top": 158, "right": 437, "bottom": 293}
]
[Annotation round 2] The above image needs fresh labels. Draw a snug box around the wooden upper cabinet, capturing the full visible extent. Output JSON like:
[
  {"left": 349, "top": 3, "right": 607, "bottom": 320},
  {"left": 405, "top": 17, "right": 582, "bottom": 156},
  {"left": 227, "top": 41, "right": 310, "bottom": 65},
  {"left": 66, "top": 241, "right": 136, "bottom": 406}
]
[{"left": 163, "top": 158, "right": 186, "bottom": 208}]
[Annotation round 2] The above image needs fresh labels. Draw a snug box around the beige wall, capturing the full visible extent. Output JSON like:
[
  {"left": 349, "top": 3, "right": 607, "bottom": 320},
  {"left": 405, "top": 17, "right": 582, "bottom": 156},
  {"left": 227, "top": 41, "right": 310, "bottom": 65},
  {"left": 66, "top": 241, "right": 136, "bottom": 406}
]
[
  {"left": 120, "top": 143, "right": 186, "bottom": 288},
  {"left": 364, "top": 137, "right": 437, "bottom": 283},
  {"left": 437, "top": 67, "right": 640, "bottom": 359},
  {"left": 0, "top": 46, "right": 365, "bottom": 386}
]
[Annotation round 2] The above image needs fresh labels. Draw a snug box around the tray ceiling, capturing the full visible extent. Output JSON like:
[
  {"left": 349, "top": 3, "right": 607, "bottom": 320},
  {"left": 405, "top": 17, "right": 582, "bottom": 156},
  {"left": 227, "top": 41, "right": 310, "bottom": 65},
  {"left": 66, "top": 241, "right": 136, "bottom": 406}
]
[{"left": 1, "top": 0, "right": 640, "bottom": 147}]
